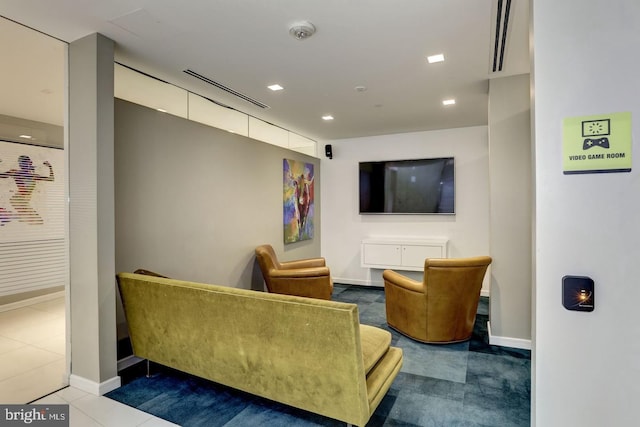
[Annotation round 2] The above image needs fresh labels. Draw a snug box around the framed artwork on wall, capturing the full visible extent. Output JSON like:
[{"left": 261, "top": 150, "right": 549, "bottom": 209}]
[
  {"left": 0, "top": 141, "right": 64, "bottom": 242},
  {"left": 283, "top": 159, "right": 314, "bottom": 244}
]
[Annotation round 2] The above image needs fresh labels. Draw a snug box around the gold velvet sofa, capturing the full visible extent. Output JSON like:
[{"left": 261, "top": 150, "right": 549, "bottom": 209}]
[
  {"left": 117, "top": 272, "right": 403, "bottom": 426},
  {"left": 255, "top": 244, "right": 333, "bottom": 300}
]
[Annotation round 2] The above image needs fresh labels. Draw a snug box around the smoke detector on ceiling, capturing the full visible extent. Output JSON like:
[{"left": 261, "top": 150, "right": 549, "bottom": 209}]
[{"left": 289, "top": 21, "right": 316, "bottom": 40}]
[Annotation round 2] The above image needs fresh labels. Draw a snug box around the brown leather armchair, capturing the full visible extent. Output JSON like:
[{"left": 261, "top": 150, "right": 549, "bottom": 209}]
[
  {"left": 133, "top": 268, "right": 168, "bottom": 278},
  {"left": 255, "top": 244, "right": 333, "bottom": 300},
  {"left": 383, "top": 256, "right": 492, "bottom": 344}
]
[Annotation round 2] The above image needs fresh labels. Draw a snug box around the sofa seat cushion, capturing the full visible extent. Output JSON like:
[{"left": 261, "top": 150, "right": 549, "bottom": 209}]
[{"left": 360, "top": 324, "right": 392, "bottom": 374}]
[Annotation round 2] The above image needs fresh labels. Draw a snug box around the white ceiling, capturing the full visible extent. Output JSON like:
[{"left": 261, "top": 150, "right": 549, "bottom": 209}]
[
  {"left": 0, "top": 0, "right": 529, "bottom": 141},
  {"left": 0, "top": 18, "right": 65, "bottom": 128}
]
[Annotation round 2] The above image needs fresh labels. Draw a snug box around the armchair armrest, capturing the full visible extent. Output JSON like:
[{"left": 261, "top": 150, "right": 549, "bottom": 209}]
[
  {"left": 270, "top": 266, "right": 331, "bottom": 279},
  {"left": 280, "top": 257, "right": 326, "bottom": 269},
  {"left": 382, "top": 270, "right": 424, "bottom": 294}
]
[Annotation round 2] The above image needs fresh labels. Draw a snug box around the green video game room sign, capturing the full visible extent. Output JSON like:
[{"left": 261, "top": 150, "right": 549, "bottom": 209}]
[{"left": 563, "top": 112, "right": 632, "bottom": 174}]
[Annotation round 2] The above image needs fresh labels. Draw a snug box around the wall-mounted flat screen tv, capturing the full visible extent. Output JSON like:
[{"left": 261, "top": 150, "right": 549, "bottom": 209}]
[{"left": 359, "top": 157, "right": 454, "bottom": 214}]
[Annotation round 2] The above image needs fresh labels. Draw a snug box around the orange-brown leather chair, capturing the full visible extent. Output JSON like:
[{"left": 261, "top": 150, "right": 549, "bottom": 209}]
[
  {"left": 133, "top": 269, "right": 168, "bottom": 278},
  {"left": 383, "top": 256, "right": 492, "bottom": 344},
  {"left": 255, "top": 244, "right": 333, "bottom": 300}
]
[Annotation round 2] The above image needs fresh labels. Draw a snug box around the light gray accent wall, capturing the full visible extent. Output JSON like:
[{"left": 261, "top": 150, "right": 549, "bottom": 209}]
[
  {"left": 114, "top": 99, "right": 321, "bottom": 289},
  {"left": 68, "top": 33, "right": 118, "bottom": 384},
  {"left": 488, "top": 73, "right": 532, "bottom": 340}
]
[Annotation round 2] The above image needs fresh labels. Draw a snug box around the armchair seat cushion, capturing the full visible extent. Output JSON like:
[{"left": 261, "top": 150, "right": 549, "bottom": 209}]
[{"left": 360, "top": 325, "right": 392, "bottom": 374}]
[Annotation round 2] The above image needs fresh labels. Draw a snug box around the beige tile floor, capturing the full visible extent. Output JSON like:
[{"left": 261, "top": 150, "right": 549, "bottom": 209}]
[
  {"left": 0, "top": 296, "right": 66, "bottom": 404},
  {"left": 1, "top": 296, "right": 176, "bottom": 426},
  {"left": 33, "top": 387, "right": 178, "bottom": 427}
]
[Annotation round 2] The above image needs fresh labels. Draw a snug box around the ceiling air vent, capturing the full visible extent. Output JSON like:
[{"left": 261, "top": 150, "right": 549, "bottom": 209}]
[
  {"left": 183, "top": 69, "right": 270, "bottom": 109},
  {"left": 492, "top": 0, "right": 512, "bottom": 72}
]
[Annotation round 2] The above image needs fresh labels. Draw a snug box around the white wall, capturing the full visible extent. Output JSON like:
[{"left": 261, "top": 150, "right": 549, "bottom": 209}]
[
  {"left": 533, "top": 0, "right": 640, "bottom": 425},
  {"left": 321, "top": 126, "right": 490, "bottom": 289}
]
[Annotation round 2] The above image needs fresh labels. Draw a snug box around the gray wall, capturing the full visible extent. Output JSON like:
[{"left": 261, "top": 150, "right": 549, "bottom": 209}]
[
  {"left": 0, "top": 114, "right": 63, "bottom": 148},
  {"left": 69, "top": 33, "right": 118, "bottom": 389},
  {"left": 114, "top": 99, "right": 321, "bottom": 291},
  {"left": 488, "top": 73, "right": 532, "bottom": 343}
]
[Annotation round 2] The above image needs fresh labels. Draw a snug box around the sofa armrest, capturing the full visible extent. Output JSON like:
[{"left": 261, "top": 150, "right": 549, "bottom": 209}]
[
  {"left": 360, "top": 325, "right": 391, "bottom": 374},
  {"left": 270, "top": 266, "right": 330, "bottom": 278},
  {"left": 280, "top": 257, "right": 326, "bottom": 269},
  {"left": 382, "top": 269, "right": 424, "bottom": 293}
]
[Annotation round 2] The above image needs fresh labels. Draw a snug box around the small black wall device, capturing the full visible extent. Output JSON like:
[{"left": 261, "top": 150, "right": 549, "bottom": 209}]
[
  {"left": 325, "top": 144, "right": 333, "bottom": 159},
  {"left": 562, "top": 275, "right": 594, "bottom": 312}
]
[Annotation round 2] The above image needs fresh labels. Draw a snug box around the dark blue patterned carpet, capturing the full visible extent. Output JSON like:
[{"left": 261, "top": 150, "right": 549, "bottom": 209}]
[{"left": 107, "top": 284, "right": 530, "bottom": 426}]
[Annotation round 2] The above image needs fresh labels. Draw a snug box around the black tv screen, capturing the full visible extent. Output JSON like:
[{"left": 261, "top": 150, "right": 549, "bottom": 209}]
[{"left": 359, "top": 157, "right": 454, "bottom": 214}]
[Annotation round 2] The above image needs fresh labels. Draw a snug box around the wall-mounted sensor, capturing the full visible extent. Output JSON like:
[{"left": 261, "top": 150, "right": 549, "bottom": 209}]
[{"left": 562, "top": 275, "right": 594, "bottom": 312}]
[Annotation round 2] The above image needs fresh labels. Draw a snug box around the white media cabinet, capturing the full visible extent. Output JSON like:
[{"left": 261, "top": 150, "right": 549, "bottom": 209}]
[{"left": 361, "top": 238, "right": 449, "bottom": 272}]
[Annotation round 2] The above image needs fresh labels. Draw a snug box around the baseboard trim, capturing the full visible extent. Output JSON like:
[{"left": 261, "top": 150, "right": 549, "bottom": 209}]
[
  {"left": 335, "top": 278, "right": 491, "bottom": 297},
  {"left": 0, "top": 290, "right": 65, "bottom": 313},
  {"left": 487, "top": 321, "right": 531, "bottom": 350},
  {"left": 69, "top": 374, "right": 121, "bottom": 395},
  {"left": 117, "top": 355, "right": 144, "bottom": 371},
  {"left": 333, "top": 277, "right": 382, "bottom": 287}
]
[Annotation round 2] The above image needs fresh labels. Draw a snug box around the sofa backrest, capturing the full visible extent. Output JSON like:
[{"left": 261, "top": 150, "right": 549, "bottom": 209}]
[{"left": 117, "top": 272, "right": 370, "bottom": 425}]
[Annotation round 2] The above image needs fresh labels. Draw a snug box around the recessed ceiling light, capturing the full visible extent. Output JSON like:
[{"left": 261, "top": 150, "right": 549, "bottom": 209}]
[
  {"left": 19, "top": 134, "right": 33, "bottom": 139},
  {"left": 322, "top": 115, "right": 334, "bottom": 121},
  {"left": 427, "top": 54, "right": 445, "bottom": 64},
  {"left": 442, "top": 99, "right": 456, "bottom": 106},
  {"left": 268, "top": 84, "right": 284, "bottom": 91},
  {"left": 156, "top": 108, "right": 168, "bottom": 113}
]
